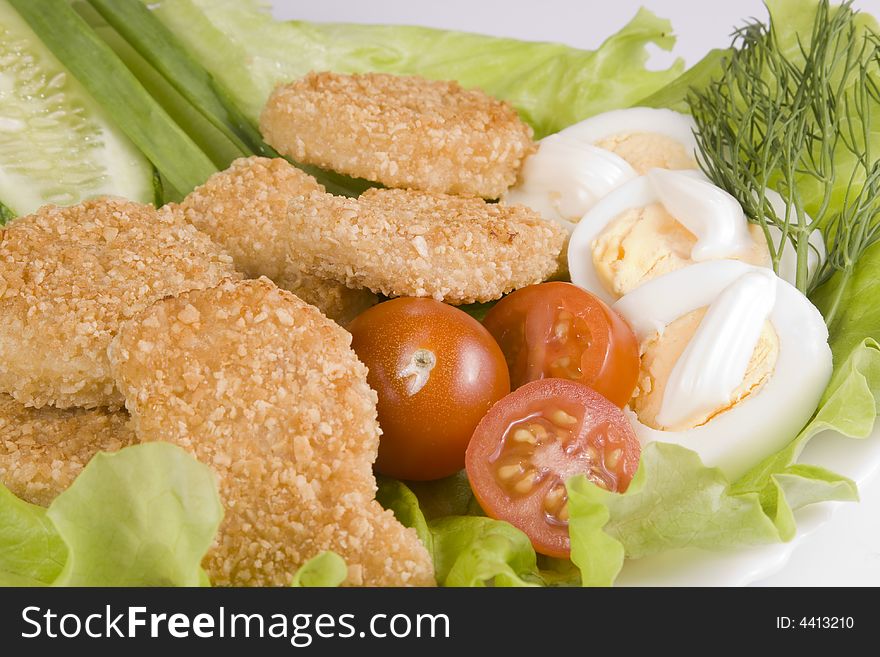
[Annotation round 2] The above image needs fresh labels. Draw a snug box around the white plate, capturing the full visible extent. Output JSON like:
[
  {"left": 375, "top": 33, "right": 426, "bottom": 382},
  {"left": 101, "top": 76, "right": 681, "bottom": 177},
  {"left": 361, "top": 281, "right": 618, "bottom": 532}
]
[{"left": 270, "top": 0, "right": 880, "bottom": 585}]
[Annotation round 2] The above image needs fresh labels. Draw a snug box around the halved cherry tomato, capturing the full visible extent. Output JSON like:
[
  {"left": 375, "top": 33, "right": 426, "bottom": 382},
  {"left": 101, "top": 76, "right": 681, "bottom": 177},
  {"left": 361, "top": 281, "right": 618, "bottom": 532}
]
[
  {"left": 482, "top": 282, "right": 639, "bottom": 407},
  {"left": 465, "top": 378, "right": 640, "bottom": 558},
  {"left": 349, "top": 298, "right": 510, "bottom": 481}
]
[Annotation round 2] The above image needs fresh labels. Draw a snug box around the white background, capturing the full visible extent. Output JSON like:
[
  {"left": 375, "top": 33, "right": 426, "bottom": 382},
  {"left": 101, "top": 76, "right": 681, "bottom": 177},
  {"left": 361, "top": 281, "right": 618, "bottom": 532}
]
[{"left": 270, "top": 0, "right": 880, "bottom": 585}]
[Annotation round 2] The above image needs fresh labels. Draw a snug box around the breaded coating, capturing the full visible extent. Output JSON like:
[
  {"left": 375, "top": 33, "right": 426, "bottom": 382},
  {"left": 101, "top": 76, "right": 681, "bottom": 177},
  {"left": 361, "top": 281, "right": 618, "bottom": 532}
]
[
  {"left": 287, "top": 187, "right": 567, "bottom": 304},
  {"left": 0, "top": 198, "right": 239, "bottom": 410},
  {"left": 260, "top": 71, "right": 534, "bottom": 199},
  {"left": 108, "top": 278, "right": 435, "bottom": 587},
  {"left": 172, "top": 157, "right": 376, "bottom": 324},
  {"left": 0, "top": 395, "right": 137, "bottom": 507}
]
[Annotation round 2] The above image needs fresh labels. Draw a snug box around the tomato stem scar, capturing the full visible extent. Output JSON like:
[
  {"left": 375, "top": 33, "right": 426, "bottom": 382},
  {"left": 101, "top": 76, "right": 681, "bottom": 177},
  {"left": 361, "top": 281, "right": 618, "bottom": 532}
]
[{"left": 399, "top": 348, "right": 436, "bottom": 395}]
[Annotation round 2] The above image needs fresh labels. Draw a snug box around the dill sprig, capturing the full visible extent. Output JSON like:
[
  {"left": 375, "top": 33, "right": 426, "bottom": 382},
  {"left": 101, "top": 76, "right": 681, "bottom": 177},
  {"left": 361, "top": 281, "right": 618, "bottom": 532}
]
[{"left": 688, "top": 0, "right": 880, "bottom": 324}]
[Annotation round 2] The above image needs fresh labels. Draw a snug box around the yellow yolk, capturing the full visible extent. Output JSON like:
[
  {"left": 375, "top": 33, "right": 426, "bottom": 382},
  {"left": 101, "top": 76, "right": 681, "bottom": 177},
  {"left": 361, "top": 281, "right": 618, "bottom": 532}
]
[
  {"left": 631, "top": 308, "right": 780, "bottom": 431},
  {"left": 591, "top": 203, "right": 771, "bottom": 298},
  {"left": 595, "top": 132, "right": 697, "bottom": 173}
]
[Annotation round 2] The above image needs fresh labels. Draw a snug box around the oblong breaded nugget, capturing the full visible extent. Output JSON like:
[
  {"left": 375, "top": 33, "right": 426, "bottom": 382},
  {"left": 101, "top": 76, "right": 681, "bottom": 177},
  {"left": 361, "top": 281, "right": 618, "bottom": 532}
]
[
  {"left": 287, "top": 187, "right": 567, "bottom": 304},
  {"left": 0, "top": 198, "right": 239, "bottom": 410},
  {"left": 0, "top": 395, "right": 137, "bottom": 507},
  {"left": 260, "top": 71, "right": 534, "bottom": 199},
  {"left": 108, "top": 278, "right": 434, "bottom": 587},
  {"left": 172, "top": 156, "right": 376, "bottom": 325}
]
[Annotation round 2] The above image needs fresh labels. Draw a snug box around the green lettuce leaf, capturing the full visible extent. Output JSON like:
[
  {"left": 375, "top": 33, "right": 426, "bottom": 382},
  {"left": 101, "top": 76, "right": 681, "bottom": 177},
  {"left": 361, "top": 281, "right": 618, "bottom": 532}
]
[
  {"left": 638, "top": 48, "right": 728, "bottom": 111},
  {"left": 0, "top": 443, "right": 223, "bottom": 586},
  {"left": 566, "top": 476, "right": 623, "bottom": 587},
  {"left": 400, "top": 471, "right": 482, "bottom": 520},
  {"left": 0, "top": 485, "right": 67, "bottom": 586},
  {"left": 429, "top": 516, "right": 542, "bottom": 587},
  {"left": 376, "top": 477, "right": 433, "bottom": 553},
  {"left": 290, "top": 551, "right": 347, "bottom": 587},
  {"left": 377, "top": 477, "right": 550, "bottom": 587},
  {"left": 814, "top": 243, "right": 880, "bottom": 363},
  {"left": 48, "top": 442, "right": 222, "bottom": 586},
  {"left": 147, "top": 0, "right": 684, "bottom": 139}
]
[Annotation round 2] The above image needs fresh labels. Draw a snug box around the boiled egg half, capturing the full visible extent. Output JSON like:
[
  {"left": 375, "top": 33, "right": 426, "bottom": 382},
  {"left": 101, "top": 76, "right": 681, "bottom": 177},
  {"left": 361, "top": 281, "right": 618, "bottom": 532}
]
[{"left": 613, "top": 260, "right": 832, "bottom": 479}]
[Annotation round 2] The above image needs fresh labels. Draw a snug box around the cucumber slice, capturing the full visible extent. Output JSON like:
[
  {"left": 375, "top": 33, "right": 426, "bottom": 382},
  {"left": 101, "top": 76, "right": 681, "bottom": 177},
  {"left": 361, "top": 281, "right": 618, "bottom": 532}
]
[{"left": 0, "top": 0, "right": 154, "bottom": 219}]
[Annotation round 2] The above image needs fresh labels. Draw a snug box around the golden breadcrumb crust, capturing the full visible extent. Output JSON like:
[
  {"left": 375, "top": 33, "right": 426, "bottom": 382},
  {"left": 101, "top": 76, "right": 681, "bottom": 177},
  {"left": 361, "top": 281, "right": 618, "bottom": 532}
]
[
  {"left": 260, "top": 71, "right": 534, "bottom": 198},
  {"left": 0, "top": 395, "right": 137, "bottom": 507},
  {"left": 172, "top": 157, "right": 376, "bottom": 325},
  {"left": 108, "top": 278, "right": 434, "bottom": 587},
  {"left": 287, "top": 187, "right": 567, "bottom": 304},
  {"left": 0, "top": 198, "right": 239, "bottom": 409}
]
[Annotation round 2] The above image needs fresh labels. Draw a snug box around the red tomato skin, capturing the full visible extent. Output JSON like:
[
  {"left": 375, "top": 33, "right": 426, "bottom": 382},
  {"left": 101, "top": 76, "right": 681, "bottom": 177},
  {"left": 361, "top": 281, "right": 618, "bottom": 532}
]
[
  {"left": 482, "top": 282, "right": 640, "bottom": 407},
  {"left": 349, "top": 298, "right": 510, "bottom": 481}
]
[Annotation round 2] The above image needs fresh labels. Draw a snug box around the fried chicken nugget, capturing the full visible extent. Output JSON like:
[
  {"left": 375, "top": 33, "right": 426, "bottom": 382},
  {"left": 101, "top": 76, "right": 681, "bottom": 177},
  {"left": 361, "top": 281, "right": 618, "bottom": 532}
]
[
  {"left": 0, "top": 395, "right": 137, "bottom": 507},
  {"left": 260, "top": 71, "right": 534, "bottom": 199},
  {"left": 108, "top": 278, "right": 434, "bottom": 587},
  {"left": 0, "top": 198, "right": 239, "bottom": 410},
  {"left": 172, "top": 157, "right": 376, "bottom": 325},
  {"left": 287, "top": 187, "right": 567, "bottom": 304}
]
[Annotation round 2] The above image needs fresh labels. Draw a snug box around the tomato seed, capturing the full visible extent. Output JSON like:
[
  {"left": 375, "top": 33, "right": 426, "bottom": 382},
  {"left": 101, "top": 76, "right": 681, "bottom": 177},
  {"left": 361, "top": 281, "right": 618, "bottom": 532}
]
[
  {"left": 497, "top": 464, "right": 522, "bottom": 481},
  {"left": 557, "top": 502, "right": 569, "bottom": 522},
  {"left": 543, "top": 485, "right": 566, "bottom": 512},
  {"left": 514, "top": 471, "right": 537, "bottom": 493},
  {"left": 606, "top": 448, "right": 622, "bottom": 469},
  {"left": 529, "top": 423, "right": 549, "bottom": 440},
  {"left": 512, "top": 428, "right": 537, "bottom": 444},
  {"left": 554, "top": 321, "right": 569, "bottom": 340},
  {"left": 550, "top": 409, "right": 578, "bottom": 427}
]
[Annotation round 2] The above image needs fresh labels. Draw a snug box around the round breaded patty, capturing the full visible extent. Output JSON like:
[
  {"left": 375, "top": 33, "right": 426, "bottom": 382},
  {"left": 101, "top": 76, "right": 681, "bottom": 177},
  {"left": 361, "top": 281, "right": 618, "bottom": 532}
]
[
  {"left": 287, "top": 187, "right": 567, "bottom": 304},
  {"left": 260, "top": 71, "right": 534, "bottom": 199},
  {"left": 108, "top": 278, "right": 434, "bottom": 587},
  {"left": 0, "top": 198, "right": 239, "bottom": 410},
  {"left": 173, "top": 156, "right": 376, "bottom": 324},
  {"left": 0, "top": 395, "right": 137, "bottom": 507}
]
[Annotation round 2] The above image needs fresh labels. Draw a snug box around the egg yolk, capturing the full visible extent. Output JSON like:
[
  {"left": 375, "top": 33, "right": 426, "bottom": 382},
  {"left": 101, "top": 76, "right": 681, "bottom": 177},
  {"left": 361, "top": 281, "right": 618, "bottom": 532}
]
[
  {"left": 631, "top": 307, "right": 780, "bottom": 431},
  {"left": 591, "top": 203, "right": 771, "bottom": 298},
  {"left": 595, "top": 132, "right": 697, "bottom": 173}
]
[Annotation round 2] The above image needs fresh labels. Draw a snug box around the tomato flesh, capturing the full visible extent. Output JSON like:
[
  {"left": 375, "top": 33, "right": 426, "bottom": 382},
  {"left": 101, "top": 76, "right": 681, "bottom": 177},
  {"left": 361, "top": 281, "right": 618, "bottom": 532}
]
[
  {"left": 349, "top": 297, "right": 510, "bottom": 481},
  {"left": 466, "top": 378, "right": 640, "bottom": 558},
  {"left": 482, "top": 282, "right": 639, "bottom": 407}
]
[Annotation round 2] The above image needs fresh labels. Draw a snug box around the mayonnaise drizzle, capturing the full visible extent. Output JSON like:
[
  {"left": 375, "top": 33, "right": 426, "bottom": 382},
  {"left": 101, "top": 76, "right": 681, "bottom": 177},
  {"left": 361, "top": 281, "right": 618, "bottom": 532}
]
[
  {"left": 655, "top": 269, "right": 777, "bottom": 429},
  {"left": 646, "top": 168, "right": 755, "bottom": 261},
  {"left": 503, "top": 135, "right": 636, "bottom": 230}
]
